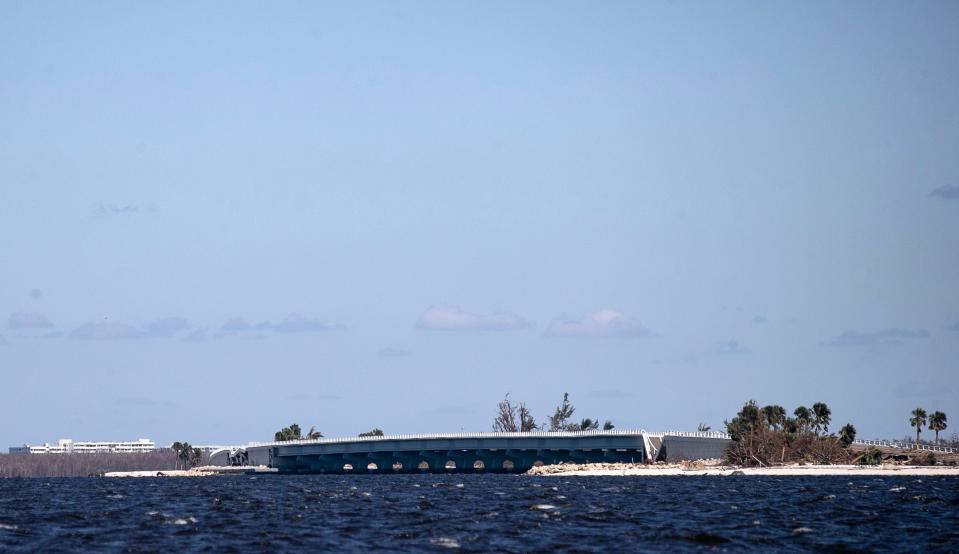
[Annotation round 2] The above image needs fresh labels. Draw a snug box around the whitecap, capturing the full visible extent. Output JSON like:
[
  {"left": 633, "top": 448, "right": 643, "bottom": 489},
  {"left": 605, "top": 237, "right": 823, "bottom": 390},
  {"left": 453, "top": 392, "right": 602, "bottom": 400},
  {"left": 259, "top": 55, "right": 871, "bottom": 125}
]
[
  {"left": 889, "top": 486, "right": 906, "bottom": 492},
  {"left": 531, "top": 504, "right": 557, "bottom": 510},
  {"left": 0, "top": 523, "right": 17, "bottom": 531},
  {"left": 430, "top": 537, "right": 461, "bottom": 549},
  {"left": 793, "top": 527, "right": 813, "bottom": 534},
  {"left": 172, "top": 519, "right": 188, "bottom": 525}
]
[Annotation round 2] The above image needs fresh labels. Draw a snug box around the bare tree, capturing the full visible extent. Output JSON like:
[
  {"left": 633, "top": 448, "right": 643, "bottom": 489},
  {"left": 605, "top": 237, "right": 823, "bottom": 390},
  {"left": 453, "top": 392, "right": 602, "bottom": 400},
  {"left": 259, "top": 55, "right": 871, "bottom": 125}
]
[
  {"left": 493, "top": 393, "right": 519, "bottom": 432},
  {"left": 519, "top": 403, "right": 538, "bottom": 432}
]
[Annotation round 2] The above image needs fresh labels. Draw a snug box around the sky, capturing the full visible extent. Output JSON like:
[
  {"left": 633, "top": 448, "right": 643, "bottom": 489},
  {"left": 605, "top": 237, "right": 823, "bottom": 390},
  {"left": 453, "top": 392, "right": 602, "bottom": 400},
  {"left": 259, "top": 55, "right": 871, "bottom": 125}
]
[{"left": 1, "top": 1, "right": 957, "bottom": 448}]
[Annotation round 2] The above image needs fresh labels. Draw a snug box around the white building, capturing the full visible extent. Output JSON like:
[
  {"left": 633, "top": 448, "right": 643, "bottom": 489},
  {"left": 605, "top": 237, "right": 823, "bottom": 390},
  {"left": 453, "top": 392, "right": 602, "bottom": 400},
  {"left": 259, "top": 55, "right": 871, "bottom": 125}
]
[{"left": 8, "top": 438, "right": 155, "bottom": 454}]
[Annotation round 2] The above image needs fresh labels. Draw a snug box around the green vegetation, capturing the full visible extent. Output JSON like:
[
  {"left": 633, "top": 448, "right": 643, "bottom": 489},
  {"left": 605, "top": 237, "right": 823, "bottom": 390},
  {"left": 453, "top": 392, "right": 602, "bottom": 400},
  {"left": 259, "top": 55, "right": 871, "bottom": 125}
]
[
  {"left": 170, "top": 442, "right": 201, "bottom": 469},
  {"left": 358, "top": 428, "right": 385, "bottom": 437},
  {"left": 274, "top": 423, "right": 322, "bottom": 442},
  {"left": 578, "top": 418, "right": 599, "bottom": 431},
  {"left": 906, "top": 408, "right": 948, "bottom": 445},
  {"left": 910, "top": 408, "right": 927, "bottom": 444},
  {"left": 838, "top": 423, "right": 857, "bottom": 447},
  {"left": 724, "top": 400, "right": 855, "bottom": 466},
  {"left": 929, "top": 411, "right": 948, "bottom": 444},
  {"left": 547, "top": 393, "right": 576, "bottom": 431}
]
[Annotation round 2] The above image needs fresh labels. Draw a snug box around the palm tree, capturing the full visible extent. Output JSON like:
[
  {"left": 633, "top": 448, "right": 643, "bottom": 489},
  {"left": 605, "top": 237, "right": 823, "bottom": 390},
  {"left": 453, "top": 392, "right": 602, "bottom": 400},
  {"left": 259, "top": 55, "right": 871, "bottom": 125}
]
[
  {"left": 305, "top": 426, "right": 323, "bottom": 439},
  {"left": 189, "top": 447, "right": 202, "bottom": 468},
  {"left": 910, "top": 408, "right": 928, "bottom": 444},
  {"left": 697, "top": 423, "right": 711, "bottom": 433},
  {"left": 811, "top": 402, "right": 831, "bottom": 435},
  {"left": 762, "top": 405, "right": 786, "bottom": 431},
  {"left": 171, "top": 442, "right": 184, "bottom": 470},
  {"left": 929, "top": 411, "right": 948, "bottom": 444},
  {"left": 793, "top": 406, "right": 812, "bottom": 434},
  {"left": 603, "top": 420, "right": 615, "bottom": 431},
  {"left": 579, "top": 418, "right": 599, "bottom": 431},
  {"left": 177, "top": 442, "right": 193, "bottom": 469},
  {"left": 838, "top": 423, "right": 856, "bottom": 447}
]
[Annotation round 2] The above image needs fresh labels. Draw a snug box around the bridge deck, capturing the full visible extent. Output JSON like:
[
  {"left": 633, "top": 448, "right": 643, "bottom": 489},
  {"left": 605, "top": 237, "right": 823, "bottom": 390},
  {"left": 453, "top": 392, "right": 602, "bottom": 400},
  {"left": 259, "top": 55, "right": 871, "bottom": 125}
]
[{"left": 213, "top": 431, "right": 732, "bottom": 474}]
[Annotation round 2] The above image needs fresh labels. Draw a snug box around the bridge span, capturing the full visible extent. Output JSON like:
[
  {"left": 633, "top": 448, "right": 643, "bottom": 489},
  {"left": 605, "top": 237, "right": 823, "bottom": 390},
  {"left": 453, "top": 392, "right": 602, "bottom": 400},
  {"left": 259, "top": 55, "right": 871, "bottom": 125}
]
[{"left": 211, "top": 430, "right": 731, "bottom": 474}]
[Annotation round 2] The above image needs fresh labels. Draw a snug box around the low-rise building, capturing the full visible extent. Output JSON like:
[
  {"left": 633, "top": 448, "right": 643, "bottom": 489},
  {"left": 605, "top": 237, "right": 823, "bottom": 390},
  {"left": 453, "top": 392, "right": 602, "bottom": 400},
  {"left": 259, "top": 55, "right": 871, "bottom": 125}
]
[{"left": 8, "top": 438, "right": 155, "bottom": 454}]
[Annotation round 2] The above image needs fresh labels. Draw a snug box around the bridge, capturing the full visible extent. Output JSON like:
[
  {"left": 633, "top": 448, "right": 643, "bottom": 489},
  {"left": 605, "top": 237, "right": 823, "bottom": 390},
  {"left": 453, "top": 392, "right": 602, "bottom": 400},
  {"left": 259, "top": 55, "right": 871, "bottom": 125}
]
[{"left": 210, "top": 430, "right": 732, "bottom": 474}]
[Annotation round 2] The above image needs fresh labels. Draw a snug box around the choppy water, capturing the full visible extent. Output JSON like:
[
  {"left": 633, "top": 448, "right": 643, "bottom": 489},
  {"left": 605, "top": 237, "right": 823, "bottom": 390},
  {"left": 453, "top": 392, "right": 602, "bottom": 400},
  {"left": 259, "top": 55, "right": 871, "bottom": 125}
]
[{"left": 0, "top": 475, "right": 956, "bottom": 552}]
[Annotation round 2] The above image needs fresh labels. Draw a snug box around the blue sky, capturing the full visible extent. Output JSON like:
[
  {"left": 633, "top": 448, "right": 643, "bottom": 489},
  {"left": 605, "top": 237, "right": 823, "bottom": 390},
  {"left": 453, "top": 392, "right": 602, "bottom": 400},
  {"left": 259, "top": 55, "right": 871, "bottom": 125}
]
[{"left": 1, "top": 1, "right": 957, "bottom": 447}]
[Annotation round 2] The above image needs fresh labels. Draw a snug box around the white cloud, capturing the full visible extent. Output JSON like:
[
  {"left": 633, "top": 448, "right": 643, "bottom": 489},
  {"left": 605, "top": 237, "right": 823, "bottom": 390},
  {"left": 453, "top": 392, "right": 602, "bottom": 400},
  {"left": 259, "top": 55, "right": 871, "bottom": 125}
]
[
  {"left": 545, "top": 309, "right": 651, "bottom": 339},
  {"left": 929, "top": 185, "right": 959, "bottom": 200},
  {"left": 824, "top": 328, "right": 929, "bottom": 347},
  {"left": 416, "top": 307, "right": 529, "bottom": 332},
  {"left": 220, "top": 314, "right": 342, "bottom": 334},
  {"left": 8, "top": 312, "right": 54, "bottom": 329},
  {"left": 143, "top": 317, "right": 190, "bottom": 337},
  {"left": 271, "top": 313, "right": 341, "bottom": 333},
  {"left": 716, "top": 339, "right": 751, "bottom": 355},
  {"left": 70, "top": 321, "right": 144, "bottom": 340}
]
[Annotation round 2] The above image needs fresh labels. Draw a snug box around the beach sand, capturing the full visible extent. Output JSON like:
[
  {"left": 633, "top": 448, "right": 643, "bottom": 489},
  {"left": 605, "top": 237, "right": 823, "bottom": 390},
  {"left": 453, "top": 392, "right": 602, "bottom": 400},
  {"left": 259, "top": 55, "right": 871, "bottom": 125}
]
[
  {"left": 526, "top": 462, "right": 959, "bottom": 477},
  {"left": 103, "top": 466, "right": 275, "bottom": 477}
]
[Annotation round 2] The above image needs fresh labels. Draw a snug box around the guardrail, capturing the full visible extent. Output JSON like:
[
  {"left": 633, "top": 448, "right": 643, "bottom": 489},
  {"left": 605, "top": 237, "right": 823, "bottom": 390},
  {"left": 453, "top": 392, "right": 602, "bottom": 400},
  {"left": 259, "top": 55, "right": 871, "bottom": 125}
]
[
  {"left": 852, "top": 439, "right": 958, "bottom": 454},
  {"left": 243, "top": 430, "right": 731, "bottom": 449}
]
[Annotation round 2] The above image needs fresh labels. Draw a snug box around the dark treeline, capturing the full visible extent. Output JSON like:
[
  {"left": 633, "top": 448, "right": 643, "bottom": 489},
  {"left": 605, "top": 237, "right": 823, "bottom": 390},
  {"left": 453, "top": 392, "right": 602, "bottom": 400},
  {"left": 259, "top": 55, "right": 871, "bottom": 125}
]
[
  {"left": 274, "top": 423, "right": 323, "bottom": 441},
  {"left": 0, "top": 450, "right": 209, "bottom": 478}
]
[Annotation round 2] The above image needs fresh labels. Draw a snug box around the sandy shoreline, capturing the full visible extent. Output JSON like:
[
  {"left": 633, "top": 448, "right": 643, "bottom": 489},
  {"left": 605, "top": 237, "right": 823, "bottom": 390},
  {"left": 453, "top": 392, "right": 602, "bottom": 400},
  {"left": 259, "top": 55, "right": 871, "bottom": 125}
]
[
  {"left": 102, "top": 463, "right": 959, "bottom": 477},
  {"left": 103, "top": 466, "right": 275, "bottom": 477},
  {"left": 526, "top": 462, "right": 959, "bottom": 477}
]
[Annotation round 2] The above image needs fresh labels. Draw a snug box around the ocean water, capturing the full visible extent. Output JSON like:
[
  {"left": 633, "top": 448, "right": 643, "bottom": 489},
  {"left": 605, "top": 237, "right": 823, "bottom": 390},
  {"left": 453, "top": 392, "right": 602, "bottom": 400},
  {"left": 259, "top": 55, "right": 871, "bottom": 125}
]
[{"left": 0, "top": 475, "right": 956, "bottom": 552}]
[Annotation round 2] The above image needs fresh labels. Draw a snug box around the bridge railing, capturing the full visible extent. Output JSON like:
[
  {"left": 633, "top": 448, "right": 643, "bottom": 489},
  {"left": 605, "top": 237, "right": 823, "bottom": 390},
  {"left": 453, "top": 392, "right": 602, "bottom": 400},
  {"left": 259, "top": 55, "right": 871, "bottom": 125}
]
[
  {"left": 852, "top": 439, "right": 958, "bottom": 454},
  {"left": 243, "top": 429, "right": 731, "bottom": 449}
]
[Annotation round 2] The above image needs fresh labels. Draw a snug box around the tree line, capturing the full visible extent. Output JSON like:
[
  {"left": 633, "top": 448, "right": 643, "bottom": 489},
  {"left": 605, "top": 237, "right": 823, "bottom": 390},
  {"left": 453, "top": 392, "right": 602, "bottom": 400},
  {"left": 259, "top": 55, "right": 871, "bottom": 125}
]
[
  {"left": 492, "top": 392, "right": 614, "bottom": 432},
  {"left": 724, "top": 400, "right": 857, "bottom": 466},
  {"left": 0, "top": 450, "right": 209, "bottom": 478},
  {"left": 272, "top": 423, "right": 384, "bottom": 441}
]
